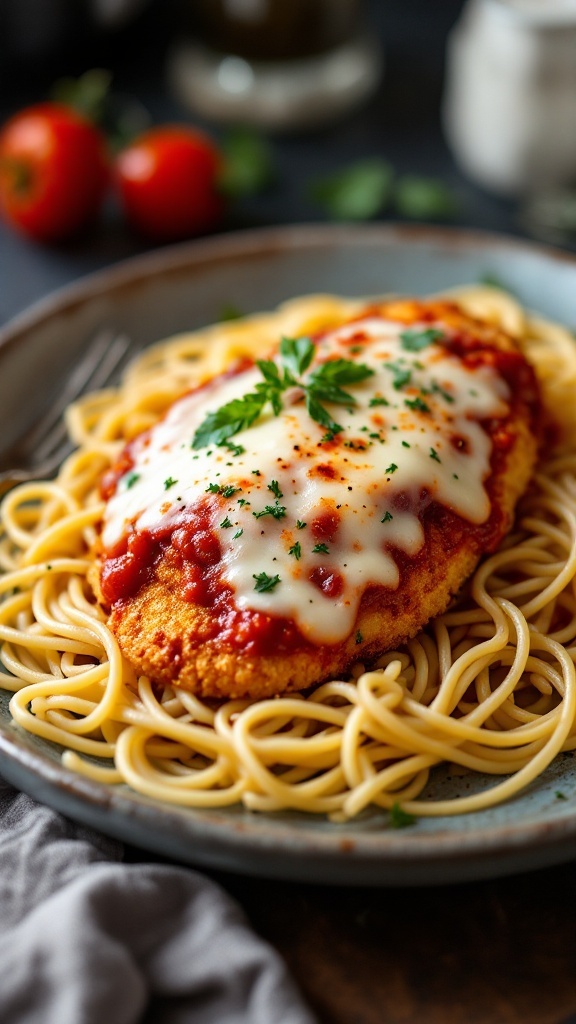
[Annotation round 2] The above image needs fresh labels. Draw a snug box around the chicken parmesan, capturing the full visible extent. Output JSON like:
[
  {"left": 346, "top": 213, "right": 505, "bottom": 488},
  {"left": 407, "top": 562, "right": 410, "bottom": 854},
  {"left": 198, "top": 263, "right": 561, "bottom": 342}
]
[{"left": 96, "top": 298, "right": 541, "bottom": 699}]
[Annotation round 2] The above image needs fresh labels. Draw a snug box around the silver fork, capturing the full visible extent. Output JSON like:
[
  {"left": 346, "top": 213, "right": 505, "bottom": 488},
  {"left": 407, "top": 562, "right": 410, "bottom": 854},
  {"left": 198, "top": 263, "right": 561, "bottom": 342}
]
[{"left": 0, "top": 328, "right": 134, "bottom": 499}]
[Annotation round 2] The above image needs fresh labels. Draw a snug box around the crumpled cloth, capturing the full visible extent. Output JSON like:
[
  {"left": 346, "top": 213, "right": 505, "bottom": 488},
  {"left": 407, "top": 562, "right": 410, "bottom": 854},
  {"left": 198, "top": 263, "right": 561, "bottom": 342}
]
[{"left": 0, "top": 775, "right": 317, "bottom": 1024}]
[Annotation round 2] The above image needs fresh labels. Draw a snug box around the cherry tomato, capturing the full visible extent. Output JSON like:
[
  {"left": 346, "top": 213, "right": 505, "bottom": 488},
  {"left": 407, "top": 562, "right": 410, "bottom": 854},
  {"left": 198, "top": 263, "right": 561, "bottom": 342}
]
[
  {"left": 0, "top": 102, "right": 109, "bottom": 243},
  {"left": 115, "top": 126, "right": 223, "bottom": 241}
]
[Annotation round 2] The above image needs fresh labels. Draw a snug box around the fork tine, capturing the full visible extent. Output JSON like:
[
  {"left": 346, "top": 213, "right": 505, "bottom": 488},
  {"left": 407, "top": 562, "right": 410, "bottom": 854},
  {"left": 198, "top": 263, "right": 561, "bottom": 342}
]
[
  {"left": 23, "top": 330, "right": 131, "bottom": 456},
  {"left": 31, "top": 332, "right": 133, "bottom": 465}
]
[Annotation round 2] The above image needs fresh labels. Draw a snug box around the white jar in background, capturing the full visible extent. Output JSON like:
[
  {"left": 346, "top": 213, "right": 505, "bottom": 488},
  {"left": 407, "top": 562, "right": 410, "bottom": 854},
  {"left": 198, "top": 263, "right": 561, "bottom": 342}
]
[{"left": 443, "top": 0, "right": 576, "bottom": 196}]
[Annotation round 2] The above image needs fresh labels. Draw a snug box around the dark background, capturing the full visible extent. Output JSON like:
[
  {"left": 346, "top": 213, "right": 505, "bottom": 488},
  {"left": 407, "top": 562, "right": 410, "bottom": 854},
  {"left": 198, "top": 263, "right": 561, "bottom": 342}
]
[
  {"left": 1, "top": 3, "right": 575, "bottom": 1022},
  {"left": 0, "top": 0, "right": 526, "bottom": 325}
]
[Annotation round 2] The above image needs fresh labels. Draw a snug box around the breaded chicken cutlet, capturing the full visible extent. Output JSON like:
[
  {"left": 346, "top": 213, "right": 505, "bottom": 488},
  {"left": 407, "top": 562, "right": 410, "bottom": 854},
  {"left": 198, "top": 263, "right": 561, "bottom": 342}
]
[{"left": 96, "top": 297, "right": 541, "bottom": 699}]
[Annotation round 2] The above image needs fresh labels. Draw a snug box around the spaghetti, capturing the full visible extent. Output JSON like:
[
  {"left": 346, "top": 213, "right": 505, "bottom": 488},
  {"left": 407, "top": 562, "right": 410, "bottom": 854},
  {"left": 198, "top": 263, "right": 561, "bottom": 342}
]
[{"left": 1, "top": 287, "right": 575, "bottom": 821}]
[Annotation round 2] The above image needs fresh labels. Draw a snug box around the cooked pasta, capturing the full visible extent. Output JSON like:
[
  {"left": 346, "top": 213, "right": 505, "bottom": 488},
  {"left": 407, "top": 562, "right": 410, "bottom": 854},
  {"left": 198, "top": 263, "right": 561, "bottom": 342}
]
[{"left": 1, "top": 287, "right": 575, "bottom": 821}]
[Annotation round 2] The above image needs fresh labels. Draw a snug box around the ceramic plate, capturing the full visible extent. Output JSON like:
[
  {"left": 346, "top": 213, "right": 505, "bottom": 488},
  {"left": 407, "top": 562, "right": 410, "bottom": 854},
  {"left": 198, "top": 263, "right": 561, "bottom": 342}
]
[{"left": 1, "top": 224, "right": 575, "bottom": 886}]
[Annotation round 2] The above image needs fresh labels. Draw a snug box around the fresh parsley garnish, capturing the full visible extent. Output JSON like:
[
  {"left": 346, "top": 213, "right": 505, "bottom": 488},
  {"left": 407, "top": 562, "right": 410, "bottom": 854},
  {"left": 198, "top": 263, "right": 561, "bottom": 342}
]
[
  {"left": 220, "top": 517, "right": 233, "bottom": 528},
  {"left": 384, "top": 361, "right": 412, "bottom": 390},
  {"left": 221, "top": 440, "right": 246, "bottom": 456},
  {"left": 381, "top": 511, "right": 393, "bottom": 522},
  {"left": 312, "top": 543, "right": 329, "bottom": 554},
  {"left": 369, "top": 396, "right": 389, "bottom": 407},
  {"left": 124, "top": 471, "right": 140, "bottom": 489},
  {"left": 385, "top": 463, "right": 398, "bottom": 475},
  {"left": 253, "top": 503, "right": 287, "bottom": 520},
  {"left": 164, "top": 476, "right": 178, "bottom": 490},
  {"left": 192, "top": 337, "right": 373, "bottom": 449},
  {"left": 400, "top": 327, "right": 444, "bottom": 352},
  {"left": 429, "top": 447, "right": 442, "bottom": 463},
  {"left": 206, "top": 483, "right": 220, "bottom": 493},
  {"left": 289, "top": 541, "right": 302, "bottom": 560},
  {"left": 404, "top": 396, "right": 431, "bottom": 413},
  {"left": 233, "top": 529, "right": 243, "bottom": 539},
  {"left": 268, "top": 479, "right": 283, "bottom": 499},
  {"left": 431, "top": 380, "right": 455, "bottom": 404},
  {"left": 355, "top": 630, "right": 363, "bottom": 644},
  {"left": 389, "top": 802, "right": 417, "bottom": 829},
  {"left": 253, "top": 572, "right": 281, "bottom": 593},
  {"left": 296, "top": 520, "right": 307, "bottom": 530}
]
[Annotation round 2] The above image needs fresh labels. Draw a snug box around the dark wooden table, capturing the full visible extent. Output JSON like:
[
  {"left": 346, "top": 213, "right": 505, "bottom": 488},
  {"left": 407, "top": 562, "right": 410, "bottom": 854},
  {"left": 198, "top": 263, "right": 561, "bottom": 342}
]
[
  {"left": 213, "top": 862, "right": 576, "bottom": 1024},
  {"left": 1, "top": 3, "right": 575, "bottom": 1021}
]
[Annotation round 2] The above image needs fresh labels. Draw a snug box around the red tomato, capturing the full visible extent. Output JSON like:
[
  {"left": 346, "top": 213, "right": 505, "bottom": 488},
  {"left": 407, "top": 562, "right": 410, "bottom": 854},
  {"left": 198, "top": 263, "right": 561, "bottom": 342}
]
[
  {"left": 115, "top": 126, "right": 223, "bottom": 241},
  {"left": 0, "top": 102, "right": 109, "bottom": 243}
]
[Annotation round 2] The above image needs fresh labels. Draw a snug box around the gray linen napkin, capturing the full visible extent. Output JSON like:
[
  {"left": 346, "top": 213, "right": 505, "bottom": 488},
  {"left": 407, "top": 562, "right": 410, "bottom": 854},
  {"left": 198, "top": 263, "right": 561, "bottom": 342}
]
[{"left": 0, "top": 775, "right": 317, "bottom": 1024}]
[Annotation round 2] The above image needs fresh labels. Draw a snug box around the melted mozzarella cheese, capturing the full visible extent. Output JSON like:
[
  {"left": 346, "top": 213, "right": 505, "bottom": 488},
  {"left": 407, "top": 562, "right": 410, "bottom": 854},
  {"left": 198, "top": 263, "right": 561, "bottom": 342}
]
[{"left": 102, "top": 317, "right": 510, "bottom": 643}]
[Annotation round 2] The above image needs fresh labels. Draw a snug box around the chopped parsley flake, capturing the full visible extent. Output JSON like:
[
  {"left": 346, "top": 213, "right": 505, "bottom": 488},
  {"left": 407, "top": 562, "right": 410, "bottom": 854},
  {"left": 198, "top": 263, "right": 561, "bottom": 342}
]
[
  {"left": 429, "top": 447, "right": 442, "bottom": 463},
  {"left": 296, "top": 520, "right": 307, "bottom": 530},
  {"left": 289, "top": 541, "right": 302, "bottom": 560},
  {"left": 390, "top": 803, "right": 417, "bottom": 828},
  {"left": 253, "top": 572, "right": 281, "bottom": 593},
  {"left": 220, "top": 517, "right": 233, "bottom": 528},
  {"left": 253, "top": 503, "right": 287, "bottom": 520},
  {"left": 312, "top": 543, "right": 329, "bottom": 554},
  {"left": 355, "top": 630, "right": 363, "bottom": 644},
  {"left": 207, "top": 483, "right": 240, "bottom": 498},
  {"left": 400, "top": 327, "right": 444, "bottom": 352},
  {"left": 384, "top": 362, "right": 412, "bottom": 390},
  {"left": 124, "top": 471, "right": 140, "bottom": 489},
  {"left": 164, "top": 476, "right": 178, "bottom": 490},
  {"left": 381, "top": 511, "right": 393, "bottom": 522},
  {"left": 401, "top": 440, "right": 411, "bottom": 448},
  {"left": 555, "top": 790, "right": 568, "bottom": 800},
  {"left": 233, "top": 529, "right": 243, "bottom": 539},
  {"left": 404, "top": 396, "right": 430, "bottom": 413},
  {"left": 222, "top": 441, "right": 245, "bottom": 456},
  {"left": 385, "top": 463, "right": 398, "bottom": 475},
  {"left": 268, "top": 479, "right": 283, "bottom": 499},
  {"left": 369, "top": 396, "right": 389, "bottom": 407},
  {"left": 431, "top": 380, "right": 455, "bottom": 404}
]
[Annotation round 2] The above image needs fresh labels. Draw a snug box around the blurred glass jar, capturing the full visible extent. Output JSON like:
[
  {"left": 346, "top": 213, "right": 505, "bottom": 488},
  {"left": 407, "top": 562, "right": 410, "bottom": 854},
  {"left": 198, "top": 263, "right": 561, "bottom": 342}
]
[
  {"left": 168, "top": 0, "right": 382, "bottom": 131},
  {"left": 443, "top": 0, "right": 576, "bottom": 196}
]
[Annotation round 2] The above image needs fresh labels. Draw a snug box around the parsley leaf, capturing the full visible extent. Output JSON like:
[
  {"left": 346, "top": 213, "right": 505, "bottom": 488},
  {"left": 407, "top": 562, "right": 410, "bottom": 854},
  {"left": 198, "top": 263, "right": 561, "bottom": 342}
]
[
  {"left": 389, "top": 802, "right": 417, "bottom": 828},
  {"left": 289, "top": 541, "right": 302, "bottom": 560},
  {"left": 404, "top": 396, "right": 431, "bottom": 413},
  {"left": 384, "top": 361, "right": 412, "bottom": 390},
  {"left": 279, "top": 335, "right": 315, "bottom": 377},
  {"left": 309, "top": 159, "right": 394, "bottom": 221},
  {"left": 394, "top": 176, "right": 460, "bottom": 221},
  {"left": 193, "top": 392, "right": 268, "bottom": 448},
  {"left": 193, "top": 337, "right": 373, "bottom": 448},
  {"left": 253, "top": 503, "right": 287, "bottom": 520},
  {"left": 253, "top": 572, "right": 281, "bottom": 593},
  {"left": 312, "top": 543, "right": 329, "bottom": 554},
  {"left": 219, "top": 127, "right": 275, "bottom": 198},
  {"left": 164, "top": 476, "right": 178, "bottom": 490},
  {"left": 268, "top": 479, "right": 283, "bottom": 500},
  {"left": 400, "top": 327, "right": 444, "bottom": 352},
  {"left": 124, "top": 471, "right": 140, "bottom": 489}
]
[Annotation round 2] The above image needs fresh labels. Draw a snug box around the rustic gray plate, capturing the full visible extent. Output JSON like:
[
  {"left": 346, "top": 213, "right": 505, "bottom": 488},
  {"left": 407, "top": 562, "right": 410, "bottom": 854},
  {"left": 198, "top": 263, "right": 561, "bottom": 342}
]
[{"left": 1, "top": 224, "right": 575, "bottom": 885}]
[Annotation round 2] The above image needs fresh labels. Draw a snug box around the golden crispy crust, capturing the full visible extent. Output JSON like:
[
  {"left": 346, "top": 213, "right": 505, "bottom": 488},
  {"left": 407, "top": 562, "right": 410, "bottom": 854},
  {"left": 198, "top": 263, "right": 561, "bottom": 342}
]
[{"left": 98, "top": 297, "right": 540, "bottom": 699}]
